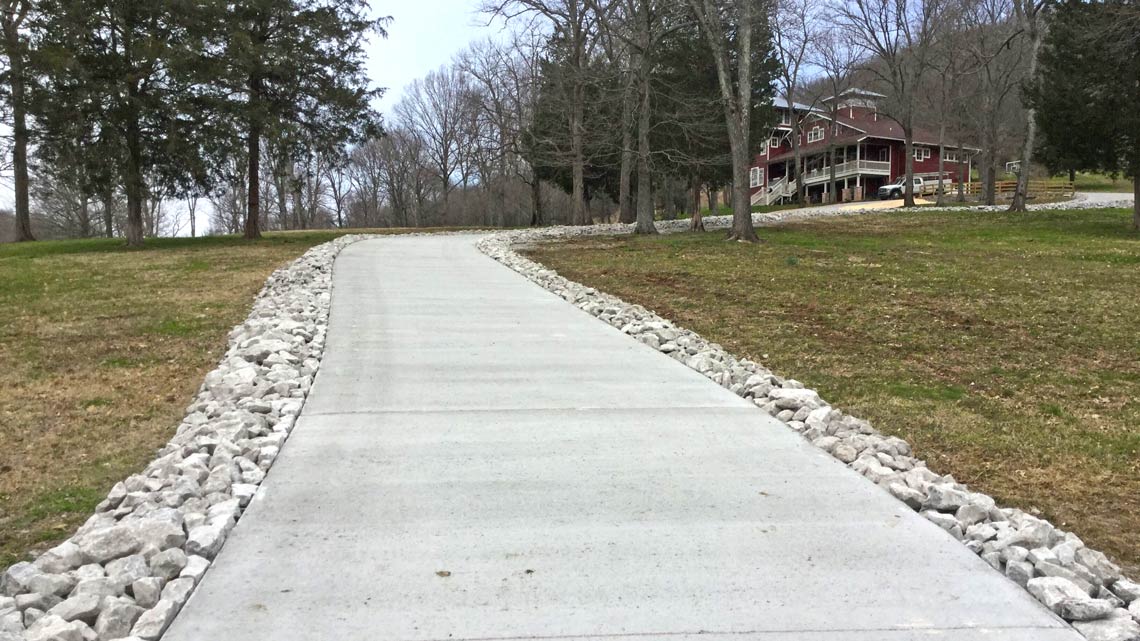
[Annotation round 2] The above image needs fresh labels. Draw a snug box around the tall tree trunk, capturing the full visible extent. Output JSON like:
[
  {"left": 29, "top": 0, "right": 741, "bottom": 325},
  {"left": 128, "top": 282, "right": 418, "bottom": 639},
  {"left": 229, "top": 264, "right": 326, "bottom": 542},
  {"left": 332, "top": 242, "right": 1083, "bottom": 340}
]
[
  {"left": 689, "top": 174, "right": 705, "bottom": 232},
  {"left": 7, "top": 27, "right": 32, "bottom": 241},
  {"left": 571, "top": 79, "right": 587, "bottom": 225},
  {"left": 618, "top": 74, "right": 636, "bottom": 224},
  {"left": 936, "top": 123, "right": 946, "bottom": 206},
  {"left": 274, "top": 158, "right": 290, "bottom": 229},
  {"left": 633, "top": 47, "right": 657, "bottom": 235},
  {"left": 103, "top": 187, "right": 114, "bottom": 237},
  {"left": 707, "top": 185, "right": 718, "bottom": 217},
  {"left": 530, "top": 178, "right": 543, "bottom": 226},
  {"left": 791, "top": 119, "right": 804, "bottom": 204},
  {"left": 827, "top": 145, "right": 837, "bottom": 203},
  {"left": 78, "top": 198, "right": 90, "bottom": 237},
  {"left": 957, "top": 143, "right": 966, "bottom": 202},
  {"left": 292, "top": 176, "right": 304, "bottom": 229},
  {"left": 903, "top": 123, "right": 916, "bottom": 208},
  {"left": 1133, "top": 173, "right": 1139, "bottom": 231},
  {"left": 1011, "top": 17, "right": 1044, "bottom": 212},
  {"left": 245, "top": 76, "right": 263, "bottom": 240},
  {"left": 984, "top": 154, "right": 997, "bottom": 205},
  {"left": 727, "top": 14, "right": 757, "bottom": 241},
  {"left": 124, "top": 135, "right": 144, "bottom": 246}
]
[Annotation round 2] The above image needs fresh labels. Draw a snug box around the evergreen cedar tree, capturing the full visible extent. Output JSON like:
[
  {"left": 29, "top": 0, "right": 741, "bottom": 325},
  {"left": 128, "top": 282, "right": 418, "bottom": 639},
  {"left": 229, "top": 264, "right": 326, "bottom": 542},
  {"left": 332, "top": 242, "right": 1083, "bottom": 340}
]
[
  {"left": 31, "top": 0, "right": 386, "bottom": 245},
  {"left": 524, "top": 5, "right": 776, "bottom": 229},
  {"left": 1029, "top": 0, "right": 1140, "bottom": 229}
]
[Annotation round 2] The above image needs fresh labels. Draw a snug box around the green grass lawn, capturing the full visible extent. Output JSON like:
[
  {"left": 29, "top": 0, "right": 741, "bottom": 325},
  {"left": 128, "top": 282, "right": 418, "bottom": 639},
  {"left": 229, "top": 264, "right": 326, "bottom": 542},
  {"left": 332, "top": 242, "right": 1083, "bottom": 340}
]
[
  {"left": 0, "top": 228, "right": 453, "bottom": 568},
  {"left": 525, "top": 209, "right": 1140, "bottom": 575},
  {"left": 1073, "top": 172, "right": 1134, "bottom": 193}
]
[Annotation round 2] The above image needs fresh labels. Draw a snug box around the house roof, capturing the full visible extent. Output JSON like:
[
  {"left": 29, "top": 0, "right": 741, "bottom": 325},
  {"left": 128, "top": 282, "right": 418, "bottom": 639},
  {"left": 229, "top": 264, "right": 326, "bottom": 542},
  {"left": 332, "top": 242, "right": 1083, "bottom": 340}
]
[
  {"left": 821, "top": 88, "right": 887, "bottom": 103},
  {"left": 772, "top": 96, "right": 819, "bottom": 112}
]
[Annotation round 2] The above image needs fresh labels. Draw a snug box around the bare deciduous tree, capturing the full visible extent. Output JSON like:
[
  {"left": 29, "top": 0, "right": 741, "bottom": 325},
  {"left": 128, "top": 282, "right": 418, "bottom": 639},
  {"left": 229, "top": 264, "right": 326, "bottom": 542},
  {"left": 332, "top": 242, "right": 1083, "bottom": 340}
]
[
  {"left": 1008, "top": 0, "right": 1050, "bottom": 211},
  {"left": 773, "top": 0, "right": 821, "bottom": 204},
  {"left": 838, "top": 0, "right": 948, "bottom": 207},
  {"left": 686, "top": 0, "right": 763, "bottom": 241},
  {"left": 811, "top": 24, "right": 860, "bottom": 203},
  {"left": 396, "top": 66, "right": 472, "bottom": 222},
  {"left": 482, "top": 0, "right": 603, "bottom": 225}
]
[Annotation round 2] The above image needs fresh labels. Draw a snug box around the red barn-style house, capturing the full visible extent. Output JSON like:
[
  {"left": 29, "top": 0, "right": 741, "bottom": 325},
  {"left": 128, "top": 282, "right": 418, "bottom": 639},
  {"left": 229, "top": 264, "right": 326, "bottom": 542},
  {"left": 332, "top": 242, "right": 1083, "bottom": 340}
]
[{"left": 750, "top": 89, "right": 977, "bottom": 205}]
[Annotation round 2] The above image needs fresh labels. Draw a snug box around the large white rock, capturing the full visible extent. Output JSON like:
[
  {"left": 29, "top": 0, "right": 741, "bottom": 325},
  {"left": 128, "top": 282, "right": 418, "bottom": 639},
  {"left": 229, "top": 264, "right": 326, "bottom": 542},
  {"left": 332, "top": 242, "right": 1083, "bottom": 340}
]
[
  {"left": 25, "top": 614, "right": 94, "bottom": 641},
  {"left": 94, "top": 597, "right": 144, "bottom": 639},
  {"left": 1112, "top": 578, "right": 1140, "bottom": 604},
  {"left": 105, "top": 555, "right": 149, "bottom": 587},
  {"left": 148, "top": 548, "right": 188, "bottom": 582},
  {"left": 1027, "top": 577, "right": 1096, "bottom": 616},
  {"left": 179, "top": 556, "right": 209, "bottom": 584},
  {"left": 33, "top": 542, "right": 83, "bottom": 575},
  {"left": 130, "top": 598, "right": 180, "bottom": 640},
  {"left": 1, "top": 562, "right": 41, "bottom": 596},
  {"left": 1072, "top": 613, "right": 1140, "bottom": 641},
  {"left": 1057, "top": 597, "right": 1118, "bottom": 621},
  {"left": 923, "top": 484, "right": 969, "bottom": 512},
  {"left": 184, "top": 523, "right": 227, "bottom": 559},
  {"left": 76, "top": 525, "right": 142, "bottom": 564},
  {"left": 46, "top": 594, "right": 101, "bottom": 625},
  {"left": 130, "top": 578, "right": 164, "bottom": 610},
  {"left": 24, "top": 573, "right": 75, "bottom": 598}
]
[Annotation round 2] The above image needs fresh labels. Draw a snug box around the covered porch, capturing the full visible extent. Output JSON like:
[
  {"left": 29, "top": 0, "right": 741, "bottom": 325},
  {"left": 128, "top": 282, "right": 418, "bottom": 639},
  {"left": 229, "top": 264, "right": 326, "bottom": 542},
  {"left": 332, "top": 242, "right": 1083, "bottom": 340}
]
[{"left": 764, "top": 142, "right": 893, "bottom": 205}]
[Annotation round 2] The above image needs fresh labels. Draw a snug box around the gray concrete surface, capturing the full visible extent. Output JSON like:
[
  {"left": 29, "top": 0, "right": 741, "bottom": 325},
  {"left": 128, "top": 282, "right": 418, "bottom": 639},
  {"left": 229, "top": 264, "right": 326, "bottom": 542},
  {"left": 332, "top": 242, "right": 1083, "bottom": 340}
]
[{"left": 164, "top": 235, "right": 1081, "bottom": 641}]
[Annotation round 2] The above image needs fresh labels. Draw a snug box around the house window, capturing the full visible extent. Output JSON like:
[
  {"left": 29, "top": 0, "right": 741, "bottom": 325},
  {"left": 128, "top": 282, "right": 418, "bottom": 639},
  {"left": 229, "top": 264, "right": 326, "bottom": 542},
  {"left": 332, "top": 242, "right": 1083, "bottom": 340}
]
[
  {"left": 943, "top": 150, "right": 959, "bottom": 162},
  {"left": 780, "top": 111, "right": 791, "bottom": 126},
  {"left": 750, "top": 167, "right": 764, "bottom": 188},
  {"left": 770, "top": 137, "right": 781, "bottom": 149},
  {"left": 914, "top": 147, "right": 931, "bottom": 161},
  {"left": 807, "top": 126, "right": 824, "bottom": 143},
  {"left": 878, "top": 148, "right": 889, "bottom": 162}
]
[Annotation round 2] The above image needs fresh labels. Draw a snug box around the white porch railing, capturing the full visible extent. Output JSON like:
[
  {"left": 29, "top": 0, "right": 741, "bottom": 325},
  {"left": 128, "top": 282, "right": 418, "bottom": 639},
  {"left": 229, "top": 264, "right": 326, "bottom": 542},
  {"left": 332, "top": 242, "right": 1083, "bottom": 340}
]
[{"left": 800, "top": 160, "right": 891, "bottom": 185}]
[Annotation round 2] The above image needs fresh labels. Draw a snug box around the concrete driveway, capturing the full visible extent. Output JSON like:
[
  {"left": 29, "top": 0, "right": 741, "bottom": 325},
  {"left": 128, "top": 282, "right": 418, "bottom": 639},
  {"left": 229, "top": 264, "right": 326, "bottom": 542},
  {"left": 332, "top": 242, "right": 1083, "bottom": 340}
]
[{"left": 163, "top": 236, "right": 1081, "bottom": 641}]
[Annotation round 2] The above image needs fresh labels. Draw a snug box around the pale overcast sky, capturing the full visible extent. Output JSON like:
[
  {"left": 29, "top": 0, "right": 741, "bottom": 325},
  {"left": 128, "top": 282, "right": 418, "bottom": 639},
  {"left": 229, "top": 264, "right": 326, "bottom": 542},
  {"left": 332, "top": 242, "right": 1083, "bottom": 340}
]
[{"left": 369, "top": 1, "right": 506, "bottom": 116}]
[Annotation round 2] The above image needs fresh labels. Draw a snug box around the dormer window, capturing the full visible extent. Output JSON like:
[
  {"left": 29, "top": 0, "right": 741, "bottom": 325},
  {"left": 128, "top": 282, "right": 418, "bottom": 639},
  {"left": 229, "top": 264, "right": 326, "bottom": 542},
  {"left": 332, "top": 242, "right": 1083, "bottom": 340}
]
[
  {"left": 807, "top": 126, "right": 824, "bottom": 143},
  {"left": 780, "top": 111, "right": 791, "bottom": 126}
]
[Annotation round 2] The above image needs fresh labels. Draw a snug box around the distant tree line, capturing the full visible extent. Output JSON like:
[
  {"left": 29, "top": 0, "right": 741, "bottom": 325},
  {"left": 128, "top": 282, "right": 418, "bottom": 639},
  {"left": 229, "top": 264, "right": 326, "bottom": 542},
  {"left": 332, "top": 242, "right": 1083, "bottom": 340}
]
[
  {"left": 0, "top": 0, "right": 385, "bottom": 244},
  {"left": 3, "top": 0, "right": 1136, "bottom": 243}
]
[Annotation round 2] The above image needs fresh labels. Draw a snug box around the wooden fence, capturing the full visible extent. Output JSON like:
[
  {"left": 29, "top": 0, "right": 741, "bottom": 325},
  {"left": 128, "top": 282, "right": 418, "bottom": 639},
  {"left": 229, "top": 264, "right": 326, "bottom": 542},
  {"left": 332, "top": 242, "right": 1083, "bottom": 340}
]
[{"left": 962, "top": 180, "right": 1075, "bottom": 198}]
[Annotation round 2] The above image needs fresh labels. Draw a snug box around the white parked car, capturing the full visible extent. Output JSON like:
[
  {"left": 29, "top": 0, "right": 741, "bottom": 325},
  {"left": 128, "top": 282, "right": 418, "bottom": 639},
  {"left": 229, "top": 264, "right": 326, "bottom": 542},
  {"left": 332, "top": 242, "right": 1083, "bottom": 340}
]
[{"left": 877, "top": 176, "right": 953, "bottom": 199}]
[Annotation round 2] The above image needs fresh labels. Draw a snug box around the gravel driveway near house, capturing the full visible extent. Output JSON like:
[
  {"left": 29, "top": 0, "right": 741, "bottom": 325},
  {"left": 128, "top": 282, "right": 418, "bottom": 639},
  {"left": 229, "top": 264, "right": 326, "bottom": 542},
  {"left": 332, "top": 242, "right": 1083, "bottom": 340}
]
[{"left": 161, "top": 235, "right": 1082, "bottom": 641}]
